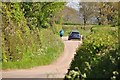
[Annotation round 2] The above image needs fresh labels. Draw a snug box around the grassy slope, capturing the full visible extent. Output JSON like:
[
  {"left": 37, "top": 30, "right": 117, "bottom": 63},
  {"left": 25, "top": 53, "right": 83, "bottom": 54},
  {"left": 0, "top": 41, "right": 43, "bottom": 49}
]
[
  {"left": 2, "top": 28, "right": 64, "bottom": 69},
  {"left": 2, "top": 2, "right": 64, "bottom": 70}
]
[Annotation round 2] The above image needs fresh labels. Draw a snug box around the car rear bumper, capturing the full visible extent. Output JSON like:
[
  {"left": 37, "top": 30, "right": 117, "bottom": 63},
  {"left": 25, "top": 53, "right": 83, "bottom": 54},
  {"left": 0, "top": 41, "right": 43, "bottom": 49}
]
[{"left": 68, "top": 37, "right": 80, "bottom": 40}]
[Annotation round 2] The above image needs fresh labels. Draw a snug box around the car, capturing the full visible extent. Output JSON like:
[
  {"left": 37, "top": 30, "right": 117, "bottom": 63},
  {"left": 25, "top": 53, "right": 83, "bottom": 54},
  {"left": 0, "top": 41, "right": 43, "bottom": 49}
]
[{"left": 68, "top": 30, "right": 81, "bottom": 40}]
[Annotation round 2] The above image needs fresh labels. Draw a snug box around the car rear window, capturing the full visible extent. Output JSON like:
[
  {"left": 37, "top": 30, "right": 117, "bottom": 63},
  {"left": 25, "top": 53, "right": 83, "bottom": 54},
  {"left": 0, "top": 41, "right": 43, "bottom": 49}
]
[{"left": 72, "top": 32, "right": 79, "bottom": 34}]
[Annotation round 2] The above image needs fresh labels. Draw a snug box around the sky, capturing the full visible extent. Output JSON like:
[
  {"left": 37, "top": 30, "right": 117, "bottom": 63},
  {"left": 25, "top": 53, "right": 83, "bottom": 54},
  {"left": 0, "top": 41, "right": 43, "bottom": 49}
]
[
  {"left": 66, "top": 1, "right": 80, "bottom": 11},
  {"left": 66, "top": 0, "right": 119, "bottom": 11}
]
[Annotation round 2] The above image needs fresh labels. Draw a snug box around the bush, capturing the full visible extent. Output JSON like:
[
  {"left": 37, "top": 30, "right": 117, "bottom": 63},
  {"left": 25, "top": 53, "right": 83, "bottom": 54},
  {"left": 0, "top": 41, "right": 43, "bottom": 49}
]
[
  {"left": 65, "top": 26, "right": 119, "bottom": 79},
  {"left": 63, "top": 22, "right": 81, "bottom": 25},
  {"left": 2, "top": 28, "right": 64, "bottom": 69},
  {"left": 2, "top": 3, "right": 64, "bottom": 69}
]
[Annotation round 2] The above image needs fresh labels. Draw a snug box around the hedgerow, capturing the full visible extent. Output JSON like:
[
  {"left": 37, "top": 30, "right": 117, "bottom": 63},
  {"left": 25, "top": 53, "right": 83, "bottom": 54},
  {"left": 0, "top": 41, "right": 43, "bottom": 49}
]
[{"left": 65, "top": 26, "right": 119, "bottom": 79}]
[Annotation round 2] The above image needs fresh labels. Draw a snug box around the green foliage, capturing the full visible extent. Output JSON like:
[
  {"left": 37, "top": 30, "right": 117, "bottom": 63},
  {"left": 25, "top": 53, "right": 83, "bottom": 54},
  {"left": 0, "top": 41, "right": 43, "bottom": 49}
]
[
  {"left": 21, "top": 2, "right": 65, "bottom": 28},
  {"left": 3, "top": 29, "right": 64, "bottom": 69},
  {"left": 2, "top": 2, "right": 31, "bottom": 62},
  {"left": 79, "top": 2, "right": 118, "bottom": 26},
  {"left": 65, "top": 26, "right": 119, "bottom": 79},
  {"left": 63, "top": 23, "right": 81, "bottom": 25},
  {"left": 98, "top": 2, "right": 118, "bottom": 26},
  {"left": 65, "top": 67, "right": 81, "bottom": 80},
  {"left": 62, "top": 25, "right": 92, "bottom": 36},
  {"left": 1, "top": 2, "right": 64, "bottom": 69}
]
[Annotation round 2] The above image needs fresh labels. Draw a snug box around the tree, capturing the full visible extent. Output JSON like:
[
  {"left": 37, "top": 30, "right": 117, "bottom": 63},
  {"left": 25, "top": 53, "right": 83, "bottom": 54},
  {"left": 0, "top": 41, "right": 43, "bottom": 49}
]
[
  {"left": 79, "top": 2, "right": 118, "bottom": 26},
  {"left": 95, "top": 2, "right": 118, "bottom": 26},
  {"left": 1, "top": 2, "right": 65, "bottom": 62},
  {"left": 21, "top": 2, "right": 65, "bottom": 28},
  {"left": 79, "top": 2, "right": 97, "bottom": 28}
]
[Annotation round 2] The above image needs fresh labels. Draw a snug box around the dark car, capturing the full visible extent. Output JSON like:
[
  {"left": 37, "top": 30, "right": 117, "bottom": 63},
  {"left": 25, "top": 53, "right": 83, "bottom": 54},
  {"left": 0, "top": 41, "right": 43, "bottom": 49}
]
[{"left": 68, "top": 30, "right": 81, "bottom": 40}]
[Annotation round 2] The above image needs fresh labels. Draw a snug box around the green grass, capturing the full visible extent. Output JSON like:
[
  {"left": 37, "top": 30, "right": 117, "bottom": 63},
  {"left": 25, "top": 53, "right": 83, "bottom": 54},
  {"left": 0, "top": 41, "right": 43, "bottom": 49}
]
[
  {"left": 62, "top": 25, "right": 92, "bottom": 37},
  {"left": 2, "top": 29, "right": 64, "bottom": 69},
  {"left": 3, "top": 24, "right": 117, "bottom": 70}
]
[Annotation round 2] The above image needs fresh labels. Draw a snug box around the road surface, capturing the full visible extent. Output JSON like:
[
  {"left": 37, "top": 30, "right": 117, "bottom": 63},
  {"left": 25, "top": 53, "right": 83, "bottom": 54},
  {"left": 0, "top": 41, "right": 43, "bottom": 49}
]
[{"left": 2, "top": 36, "right": 82, "bottom": 78}]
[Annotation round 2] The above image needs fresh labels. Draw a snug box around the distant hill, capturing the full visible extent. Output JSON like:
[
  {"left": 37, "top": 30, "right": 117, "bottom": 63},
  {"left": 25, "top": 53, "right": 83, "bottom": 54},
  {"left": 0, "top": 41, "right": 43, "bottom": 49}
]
[{"left": 55, "top": 6, "right": 83, "bottom": 24}]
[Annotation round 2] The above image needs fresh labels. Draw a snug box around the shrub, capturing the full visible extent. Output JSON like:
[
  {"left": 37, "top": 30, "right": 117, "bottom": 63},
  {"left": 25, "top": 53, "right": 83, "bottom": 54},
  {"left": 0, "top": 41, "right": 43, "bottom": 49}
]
[
  {"left": 2, "top": 3, "right": 64, "bottom": 69},
  {"left": 65, "top": 26, "right": 119, "bottom": 79}
]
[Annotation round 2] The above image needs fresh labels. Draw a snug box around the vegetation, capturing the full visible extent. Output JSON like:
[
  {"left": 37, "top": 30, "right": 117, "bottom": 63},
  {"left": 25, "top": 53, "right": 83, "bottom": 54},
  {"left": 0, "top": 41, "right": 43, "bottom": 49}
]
[
  {"left": 64, "top": 2, "right": 119, "bottom": 79},
  {"left": 65, "top": 26, "right": 119, "bottom": 79},
  {"left": 59, "top": 6, "right": 81, "bottom": 24},
  {"left": 3, "top": 29, "right": 64, "bottom": 69},
  {"left": 79, "top": 2, "right": 118, "bottom": 26},
  {"left": 1, "top": 3, "right": 119, "bottom": 80},
  {"left": 62, "top": 25, "right": 92, "bottom": 37},
  {"left": 21, "top": 2, "right": 64, "bottom": 28},
  {"left": 1, "top": 2, "right": 65, "bottom": 69}
]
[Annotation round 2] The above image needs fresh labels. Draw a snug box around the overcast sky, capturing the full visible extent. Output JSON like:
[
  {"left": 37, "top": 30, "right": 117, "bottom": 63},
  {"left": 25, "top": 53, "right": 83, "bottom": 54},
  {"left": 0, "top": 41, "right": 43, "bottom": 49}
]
[{"left": 66, "top": 1, "right": 80, "bottom": 11}]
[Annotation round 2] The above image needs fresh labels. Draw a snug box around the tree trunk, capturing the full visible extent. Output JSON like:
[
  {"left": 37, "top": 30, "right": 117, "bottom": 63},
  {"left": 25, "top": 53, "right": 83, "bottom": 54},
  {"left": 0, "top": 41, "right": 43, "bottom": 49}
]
[{"left": 83, "top": 15, "right": 86, "bottom": 30}]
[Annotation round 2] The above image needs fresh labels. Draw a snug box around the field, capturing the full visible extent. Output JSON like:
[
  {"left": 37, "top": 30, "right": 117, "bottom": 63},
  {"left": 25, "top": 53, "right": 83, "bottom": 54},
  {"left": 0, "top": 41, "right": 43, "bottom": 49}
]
[{"left": 62, "top": 25, "right": 92, "bottom": 37}]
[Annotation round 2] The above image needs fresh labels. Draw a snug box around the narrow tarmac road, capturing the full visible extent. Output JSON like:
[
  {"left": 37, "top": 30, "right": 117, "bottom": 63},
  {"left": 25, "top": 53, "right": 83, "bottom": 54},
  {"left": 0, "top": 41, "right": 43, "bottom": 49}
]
[{"left": 2, "top": 36, "right": 82, "bottom": 78}]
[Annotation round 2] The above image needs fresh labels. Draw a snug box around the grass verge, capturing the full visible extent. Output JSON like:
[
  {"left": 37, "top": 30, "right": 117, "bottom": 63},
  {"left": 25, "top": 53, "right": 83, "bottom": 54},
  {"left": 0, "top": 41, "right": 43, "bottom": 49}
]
[{"left": 2, "top": 29, "right": 64, "bottom": 69}]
